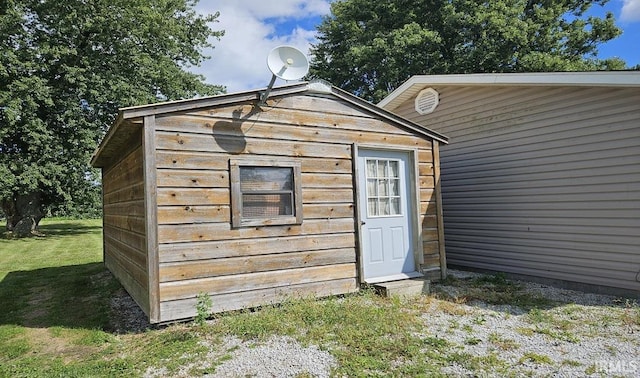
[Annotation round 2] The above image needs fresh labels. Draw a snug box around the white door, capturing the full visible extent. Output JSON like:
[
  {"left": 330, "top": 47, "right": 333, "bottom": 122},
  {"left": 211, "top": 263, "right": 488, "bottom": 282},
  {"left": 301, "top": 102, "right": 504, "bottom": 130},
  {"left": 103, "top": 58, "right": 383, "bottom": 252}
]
[{"left": 358, "top": 149, "right": 417, "bottom": 282}]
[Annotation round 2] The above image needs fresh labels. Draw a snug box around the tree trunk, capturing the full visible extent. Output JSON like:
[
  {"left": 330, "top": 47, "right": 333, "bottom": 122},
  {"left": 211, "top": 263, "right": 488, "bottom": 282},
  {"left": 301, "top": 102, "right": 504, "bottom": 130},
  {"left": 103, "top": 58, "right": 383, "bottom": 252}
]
[{"left": 1, "top": 193, "right": 45, "bottom": 237}]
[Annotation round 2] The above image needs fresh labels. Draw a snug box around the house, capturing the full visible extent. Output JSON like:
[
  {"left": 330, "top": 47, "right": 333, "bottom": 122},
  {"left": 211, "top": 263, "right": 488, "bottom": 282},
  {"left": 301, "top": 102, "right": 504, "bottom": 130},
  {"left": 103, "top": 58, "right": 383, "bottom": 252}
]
[
  {"left": 379, "top": 72, "right": 640, "bottom": 295},
  {"left": 90, "top": 81, "right": 449, "bottom": 323}
]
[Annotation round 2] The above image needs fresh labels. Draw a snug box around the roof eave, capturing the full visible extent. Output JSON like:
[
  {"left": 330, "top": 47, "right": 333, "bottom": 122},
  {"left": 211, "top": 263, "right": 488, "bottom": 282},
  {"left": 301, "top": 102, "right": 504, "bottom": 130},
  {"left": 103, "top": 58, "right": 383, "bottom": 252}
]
[
  {"left": 90, "top": 111, "right": 126, "bottom": 167},
  {"left": 118, "top": 82, "right": 310, "bottom": 120},
  {"left": 379, "top": 71, "right": 640, "bottom": 111}
]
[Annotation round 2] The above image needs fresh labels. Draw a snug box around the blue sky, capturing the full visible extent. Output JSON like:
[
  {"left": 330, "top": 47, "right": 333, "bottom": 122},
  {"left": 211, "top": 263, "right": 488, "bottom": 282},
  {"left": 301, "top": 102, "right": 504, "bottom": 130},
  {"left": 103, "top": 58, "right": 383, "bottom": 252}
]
[
  {"left": 193, "top": 0, "right": 640, "bottom": 93},
  {"left": 586, "top": 0, "right": 640, "bottom": 65}
]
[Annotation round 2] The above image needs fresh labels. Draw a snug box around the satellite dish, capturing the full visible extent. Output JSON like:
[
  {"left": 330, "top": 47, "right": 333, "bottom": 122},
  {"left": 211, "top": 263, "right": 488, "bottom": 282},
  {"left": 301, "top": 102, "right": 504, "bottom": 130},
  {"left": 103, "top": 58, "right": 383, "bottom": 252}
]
[
  {"left": 267, "top": 45, "right": 309, "bottom": 80},
  {"left": 259, "top": 45, "right": 309, "bottom": 104}
]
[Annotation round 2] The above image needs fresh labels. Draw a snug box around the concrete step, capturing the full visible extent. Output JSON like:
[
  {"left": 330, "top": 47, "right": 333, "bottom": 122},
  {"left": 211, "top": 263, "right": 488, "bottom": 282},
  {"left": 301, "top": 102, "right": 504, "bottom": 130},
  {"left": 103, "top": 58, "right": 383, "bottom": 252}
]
[{"left": 373, "top": 278, "right": 430, "bottom": 298}]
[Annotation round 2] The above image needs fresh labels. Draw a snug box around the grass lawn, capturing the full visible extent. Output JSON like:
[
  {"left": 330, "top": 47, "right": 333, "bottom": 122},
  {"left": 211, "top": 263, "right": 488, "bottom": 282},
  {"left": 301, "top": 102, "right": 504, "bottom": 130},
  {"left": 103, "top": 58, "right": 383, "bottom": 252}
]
[
  {"left": 0, "top": 218, "right": 130, "bottom": 376},
  {"left": 1, "top": 218, "right": 638, "bottom": 377},
  {"left": 0, "top": 219, "right": 112, "bottom": 328}
]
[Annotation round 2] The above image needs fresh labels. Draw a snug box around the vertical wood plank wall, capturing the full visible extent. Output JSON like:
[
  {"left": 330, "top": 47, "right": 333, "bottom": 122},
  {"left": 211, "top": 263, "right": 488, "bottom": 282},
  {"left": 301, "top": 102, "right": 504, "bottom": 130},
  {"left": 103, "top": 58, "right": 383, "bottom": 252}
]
[
  {"left": 102, "top": 132, "right": 150, "bottom": 315},
  {"left": 393, "top": 85, "right": 640, "bottom": 292},
  {"left": 151, "top": 94, "right": 441, "bottom": 321}
]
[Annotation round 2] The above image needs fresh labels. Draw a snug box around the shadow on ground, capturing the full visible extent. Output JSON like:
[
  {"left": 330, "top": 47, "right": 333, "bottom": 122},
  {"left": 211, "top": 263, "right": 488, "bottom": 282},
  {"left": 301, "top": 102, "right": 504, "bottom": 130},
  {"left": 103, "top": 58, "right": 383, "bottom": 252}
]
[
  {"left": 0, "top": 262, "right": 149, "bottom": 333},
  {"left": 1, "top": 220, "right": 102, "bottom": 240},
  {"left": 35, "top": 221, "right": 103, "bottom": 237},
  {"left": 431, "top": 270, "right": 631, "bottom": 316}
]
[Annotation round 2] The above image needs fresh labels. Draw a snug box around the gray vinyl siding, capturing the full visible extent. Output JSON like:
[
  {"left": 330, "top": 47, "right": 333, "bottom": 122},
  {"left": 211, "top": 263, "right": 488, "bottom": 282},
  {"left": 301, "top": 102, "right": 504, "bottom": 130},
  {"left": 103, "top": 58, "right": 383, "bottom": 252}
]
[{"left": 393, "top": 85, "right": 640, "bottom": 292}]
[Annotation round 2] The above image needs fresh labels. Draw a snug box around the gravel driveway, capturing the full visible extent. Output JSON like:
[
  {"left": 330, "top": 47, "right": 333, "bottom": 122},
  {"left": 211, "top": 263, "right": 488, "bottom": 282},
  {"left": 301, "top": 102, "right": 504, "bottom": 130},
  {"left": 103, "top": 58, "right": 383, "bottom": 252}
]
[{"left": 425, "top": 270, "right": 639, "bottom": 377}]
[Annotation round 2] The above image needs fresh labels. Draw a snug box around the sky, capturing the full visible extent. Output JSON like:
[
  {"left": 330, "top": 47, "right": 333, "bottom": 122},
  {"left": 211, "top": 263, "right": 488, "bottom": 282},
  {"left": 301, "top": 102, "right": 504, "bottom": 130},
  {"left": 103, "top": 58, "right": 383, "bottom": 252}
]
[{"left": 192, "top": 0, "right": 640, "bottom": 94}]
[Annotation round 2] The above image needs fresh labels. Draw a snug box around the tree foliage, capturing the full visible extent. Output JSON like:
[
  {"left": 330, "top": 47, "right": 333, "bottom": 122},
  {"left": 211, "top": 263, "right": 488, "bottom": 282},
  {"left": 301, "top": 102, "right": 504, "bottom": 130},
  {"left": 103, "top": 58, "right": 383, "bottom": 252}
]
[
  {"left": 309, "top": 0, "right": 626, "bottom": 102},
  {"left": 0, "top": 0, "right": 223, "bottom": 235}
]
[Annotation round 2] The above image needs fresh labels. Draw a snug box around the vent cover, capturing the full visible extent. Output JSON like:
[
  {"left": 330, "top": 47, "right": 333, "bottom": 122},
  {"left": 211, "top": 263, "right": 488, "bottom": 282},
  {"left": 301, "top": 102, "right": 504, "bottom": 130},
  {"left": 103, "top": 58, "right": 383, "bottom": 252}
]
[{"left": 414, "top": 88, "right": 439, "bottom": 115}]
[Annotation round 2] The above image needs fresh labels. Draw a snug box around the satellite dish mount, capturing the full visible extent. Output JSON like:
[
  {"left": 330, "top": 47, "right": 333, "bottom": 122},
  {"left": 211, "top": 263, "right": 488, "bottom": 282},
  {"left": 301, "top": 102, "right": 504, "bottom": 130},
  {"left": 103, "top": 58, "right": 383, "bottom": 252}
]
[{"left": 259, "top": 46, "right": 309, "bottom": 105}]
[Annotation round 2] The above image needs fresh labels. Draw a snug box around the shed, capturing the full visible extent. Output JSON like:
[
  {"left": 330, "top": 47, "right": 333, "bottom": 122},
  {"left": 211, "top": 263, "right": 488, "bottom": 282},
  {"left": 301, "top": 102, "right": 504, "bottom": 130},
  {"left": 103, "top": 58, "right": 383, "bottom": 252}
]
[
  {"left": 91, "top": 81, "right": 448, "bottom": 323},
  {"left": 379, "top": 72, "right": 640, "bottom": 295}
]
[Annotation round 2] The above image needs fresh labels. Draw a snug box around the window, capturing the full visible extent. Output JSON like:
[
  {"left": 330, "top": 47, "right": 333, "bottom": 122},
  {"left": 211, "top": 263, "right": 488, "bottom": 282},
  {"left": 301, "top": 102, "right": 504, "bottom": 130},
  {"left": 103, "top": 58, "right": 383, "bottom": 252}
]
[
  {"left": 230, "top": 159, "right": 302, "bottom": 227},
  {"left": 365, "top": 158, "right": 402, "bottom": 217}
]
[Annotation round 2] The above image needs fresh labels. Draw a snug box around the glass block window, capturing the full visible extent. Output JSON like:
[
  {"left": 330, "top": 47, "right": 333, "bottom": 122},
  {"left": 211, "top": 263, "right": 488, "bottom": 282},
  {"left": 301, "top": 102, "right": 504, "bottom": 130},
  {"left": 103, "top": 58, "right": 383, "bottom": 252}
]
[
  {"left": 230, "top": 159, "right": 302, "bottom": 227},
  {"left": 365, "top": 158, "right": 402, "bottom": 217}
]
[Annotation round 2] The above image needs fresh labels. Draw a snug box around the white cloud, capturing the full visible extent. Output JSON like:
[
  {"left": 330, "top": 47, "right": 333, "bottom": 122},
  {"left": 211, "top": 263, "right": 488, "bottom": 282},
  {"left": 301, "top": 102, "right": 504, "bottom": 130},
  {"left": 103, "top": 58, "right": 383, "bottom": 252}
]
[
  {"left": 191, "top": 1, "right": 332, "bottom": 93},
  {"left": 621, "top": 0, "right": 640, "bottom": 22}
]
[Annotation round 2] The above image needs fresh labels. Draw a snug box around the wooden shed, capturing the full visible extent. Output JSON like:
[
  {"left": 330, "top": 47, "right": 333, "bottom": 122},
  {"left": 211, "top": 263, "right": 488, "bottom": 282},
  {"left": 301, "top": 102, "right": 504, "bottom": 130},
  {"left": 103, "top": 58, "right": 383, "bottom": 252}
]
[
  {"left": 379, "top": 72, "right": 640, "bottom": 295},
  {"left": 91, "top": 81, "right": 448, "bottom": 323}
]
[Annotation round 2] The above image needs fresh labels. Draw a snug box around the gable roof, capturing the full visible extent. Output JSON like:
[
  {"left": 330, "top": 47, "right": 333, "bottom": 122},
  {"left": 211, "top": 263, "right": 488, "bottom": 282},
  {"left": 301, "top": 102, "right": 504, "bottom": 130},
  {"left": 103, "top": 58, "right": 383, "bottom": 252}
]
[
  {"left": 379, "top": 71, "right": 640, "bottom": 111},
  {"left": 91, "top": 81, "right": 448, "bottom": 167}
]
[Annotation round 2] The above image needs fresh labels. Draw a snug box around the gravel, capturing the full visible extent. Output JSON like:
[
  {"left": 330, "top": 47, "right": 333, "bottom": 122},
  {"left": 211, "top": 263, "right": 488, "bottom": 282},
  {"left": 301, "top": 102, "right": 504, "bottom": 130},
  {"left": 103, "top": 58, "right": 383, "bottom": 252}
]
[
  {"left": 429, "top": 270, "right": 640, "bottom": 377},
  {"left": 109, "top": 288, "right": 151, "bottom": 334},
  {"left": 204, "top": 336, "right": 336, "bottom": 378}
]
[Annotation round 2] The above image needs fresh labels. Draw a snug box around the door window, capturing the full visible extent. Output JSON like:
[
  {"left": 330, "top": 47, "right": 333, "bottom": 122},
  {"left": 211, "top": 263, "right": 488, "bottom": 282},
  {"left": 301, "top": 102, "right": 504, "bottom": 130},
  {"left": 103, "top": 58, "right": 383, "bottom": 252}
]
[{"left": 365, "top": 158, "right": 401, "bottom": 217}]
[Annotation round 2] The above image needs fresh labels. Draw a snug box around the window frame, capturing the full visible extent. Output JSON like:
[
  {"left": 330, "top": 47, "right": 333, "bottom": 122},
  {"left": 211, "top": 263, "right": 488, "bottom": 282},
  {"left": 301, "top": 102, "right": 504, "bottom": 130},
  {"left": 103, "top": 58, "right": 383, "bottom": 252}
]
[{"left": 230, "top": 158, "right": 303, "bottom": 228}]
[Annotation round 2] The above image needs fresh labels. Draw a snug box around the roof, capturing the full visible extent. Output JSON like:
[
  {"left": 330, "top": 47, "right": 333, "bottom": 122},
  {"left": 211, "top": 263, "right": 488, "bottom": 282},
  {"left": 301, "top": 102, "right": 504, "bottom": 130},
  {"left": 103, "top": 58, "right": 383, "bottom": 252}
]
[
  {"left": 378, "top": 71, "right": 640, "bottom": 111},
  {"left": 91, "top": 81, "right": 448, "bottom": 167}
]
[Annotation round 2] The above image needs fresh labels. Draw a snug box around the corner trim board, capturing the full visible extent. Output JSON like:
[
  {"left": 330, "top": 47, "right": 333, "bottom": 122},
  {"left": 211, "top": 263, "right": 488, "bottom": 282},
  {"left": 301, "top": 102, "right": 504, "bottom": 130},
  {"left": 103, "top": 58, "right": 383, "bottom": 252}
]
[
  {"left": 351, "top": 144, "right": 365, "bottom": 284},
  {"left": 143, "top": 115, "right": 161, "bottom": 322},
  {"left": 432, "top": 141, "right": 447, "bottom": 279},
  {"left": 411, "top": 149, "right": 424, "bottom": 266}
]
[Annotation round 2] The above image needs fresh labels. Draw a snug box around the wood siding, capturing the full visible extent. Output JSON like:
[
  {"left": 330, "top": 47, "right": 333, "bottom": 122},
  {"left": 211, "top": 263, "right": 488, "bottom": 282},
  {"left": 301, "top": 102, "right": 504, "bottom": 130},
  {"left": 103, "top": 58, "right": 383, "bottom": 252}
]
[
  {"left": 152, "top": 94, "right": 440, "bottom": 321},
  {"left": 393, "top": 85, "right": 640, "bottom": 292},
  {"left": 102, "top": 134, "right": 150, "bottom": 314}
]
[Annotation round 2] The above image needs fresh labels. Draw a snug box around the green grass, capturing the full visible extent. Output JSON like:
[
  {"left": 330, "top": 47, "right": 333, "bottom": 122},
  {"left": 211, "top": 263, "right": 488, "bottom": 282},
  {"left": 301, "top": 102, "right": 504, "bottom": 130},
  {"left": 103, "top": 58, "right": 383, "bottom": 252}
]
[
  {"left": 0, "top": 219, "right": 117, "bottom": 329},
  {"left": 0, "top": 219, "right": 139, "bottom": 376},
  {"left": 519, "top": 352, "right": 553, "bottom": 365},
  {"left": 0, "top": 219, "right": 104, "bottom": 276},
  {"left": 488, "top": 332, "right": 519, "bottom": 351}
]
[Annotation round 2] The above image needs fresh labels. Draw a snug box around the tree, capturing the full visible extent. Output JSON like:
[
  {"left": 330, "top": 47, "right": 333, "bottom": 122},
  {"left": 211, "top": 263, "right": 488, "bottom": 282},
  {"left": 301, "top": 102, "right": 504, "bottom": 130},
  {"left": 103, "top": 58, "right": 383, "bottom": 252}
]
[
  {"left": 0, "top": 0, "right": 224, "bottom": 236},
  {"left": 309, "top": 0, "right": 626, "bottom": 103}
]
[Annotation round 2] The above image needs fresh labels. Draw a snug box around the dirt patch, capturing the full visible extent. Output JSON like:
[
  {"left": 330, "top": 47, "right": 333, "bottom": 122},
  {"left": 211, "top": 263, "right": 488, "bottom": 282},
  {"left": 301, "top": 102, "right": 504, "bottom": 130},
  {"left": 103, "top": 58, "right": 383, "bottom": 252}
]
[{"left": 24, "top": 328, "right": 101, "bottom": 364}]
